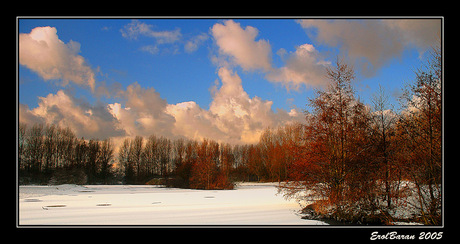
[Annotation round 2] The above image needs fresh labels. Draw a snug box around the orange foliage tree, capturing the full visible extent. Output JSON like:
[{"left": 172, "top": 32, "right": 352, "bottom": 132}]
[{"left": 280, "top": 59, "right": 379, "bottom": 221}]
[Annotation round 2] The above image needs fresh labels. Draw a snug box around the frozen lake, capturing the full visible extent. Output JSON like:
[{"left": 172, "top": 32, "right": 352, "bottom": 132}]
[{"left": 18, "top": 182, "right": 327, "bottom": 226}]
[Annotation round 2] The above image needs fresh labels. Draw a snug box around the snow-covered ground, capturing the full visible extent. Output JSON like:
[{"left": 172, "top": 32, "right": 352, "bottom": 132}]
[{"left": 18, "top": 182, "right": 327, "bottom": 226}]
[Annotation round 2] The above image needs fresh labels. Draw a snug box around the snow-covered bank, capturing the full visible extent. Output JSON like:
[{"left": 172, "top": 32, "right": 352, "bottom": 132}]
[{"left": 19, "top": 183, "right": 327, "bottom": 226}]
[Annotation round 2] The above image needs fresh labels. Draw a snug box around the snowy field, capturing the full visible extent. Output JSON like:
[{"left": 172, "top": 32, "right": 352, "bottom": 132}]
[{"left": 18, "top": 182, "right": 327, "bottom": 226}]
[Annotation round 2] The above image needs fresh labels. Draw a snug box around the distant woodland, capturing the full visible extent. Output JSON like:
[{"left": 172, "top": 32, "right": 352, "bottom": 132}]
[{"left": 18, "top": 47, "right": 441, "bottom": 225}]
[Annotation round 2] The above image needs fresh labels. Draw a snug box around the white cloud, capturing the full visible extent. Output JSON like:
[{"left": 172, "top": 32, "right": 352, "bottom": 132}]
[
  {"left": 185, "top": 33, "right": 209, "bottom": 53},
  {"left": 166, "top": 101, "right": 227, "bottom": 142},
  {"left": 109, "top": 82, "right": 176, "bottom": 138},
  {"left": 121, "top": 20, "right": 183, "bottom": 56},
  {"left": 20, "top": 71, "right": 304, "bottom": 145},
  {"left": 140, "top": 45, "right": 159, "bottom": 55},
  {"left": 19, "top": 83, "right": 176, "bottom": 142},
  {"left": 266, "top": 43, "right": 331, "bottom": 90},
  {"left": 166, "top": 67, "right": 305, "bottom": 144},
  {"left": 209, "top": 67, "right": 272, "bottom": 143},
  {"left": 211, "top": 20, "right": 272, "bottom": 72},
  {"left": 19, "top": 23, "right": 308, "bottom": 146},
  {"left": 19, "top": 90, "right": 123, "bottom": 139},
  {"left": 211, "top": 20, "right": 331, "bottom": 89},
  {"left": 120, "top": 20, "right": 181, "bottom": 44},
  {"left": 19, "top": 26, "right": 96, "bottom": 92}
]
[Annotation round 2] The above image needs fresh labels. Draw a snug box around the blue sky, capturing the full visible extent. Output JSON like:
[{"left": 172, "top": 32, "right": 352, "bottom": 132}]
[
  {"left": 19, "top": 19, "right": 313, "bottom": 110},
  {"left": 18, "top": 18, "right": 441, "bottom": 145}
]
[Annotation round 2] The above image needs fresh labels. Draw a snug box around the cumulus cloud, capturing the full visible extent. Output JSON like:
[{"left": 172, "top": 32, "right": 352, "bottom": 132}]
[
  {"left": 211, "top": 20, "right": 272, "bottom": 72},
  {"left": 266, "top": 43, "right": 331, "bottom": 90},
  {"left": 297, "top": 19, "right": 441, "bottom": 77},
  {"left": 19, "top": 83, "right": 177, "bottom": 144},
  {"left": 210, "top": 67, "right": 273, "bottom": 143},
  {"left": 19, "top": 90, "right": 124, "bottom": 139},
  {"left": 211, "top": 67, "right": 305, "bottom": 143},
  {"left": 108, "top": 82, "right": 176, "bottom": 138},
  {"left": 19, "top": 22, "right": 307, "bottom": 146},
  {"left": 19, "top": 26, "right": 96, "bottom": 91},
  {"left": 166, "top": 67, "right": 304, "bottom": 144},
  {"left": 20, "top": 70, "right": 304, "bottom": 145},
  {"left": 211, "top": 20, "right": 331, "bottom": 89},
  {"left": 166, "top": 101, "right": 228, "bottom": 142}
]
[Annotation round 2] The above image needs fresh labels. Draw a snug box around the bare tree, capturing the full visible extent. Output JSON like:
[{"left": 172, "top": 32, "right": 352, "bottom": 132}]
[
  {"left": 131, "top": 136, "right": 144, "bottom": 181},
  {"left": 26, "top": 123, "right": 44, "bottom": 173},
  {"left": 398, "top": 46, "right": 442, "bottom": 225},
  {"left": 98, "top": 138, "right": 114, "bottom": 184},
  {"left": 371, "top": 85, "right": 398, "bottom": 209},
  {"left": 118, "top": 138, "right": 134, "bottom": 184},
  {"left": 173, "top": 138, "right": 186, "bottom": 171},
  {"left": 157, "top": 136, "right": 171, "bottom": 178},
  {"left": 144, "top": 135, "right": 159, "bottom": 176},
  {"left": 18, "top": 123, "right": 27, "bottom": 170}
]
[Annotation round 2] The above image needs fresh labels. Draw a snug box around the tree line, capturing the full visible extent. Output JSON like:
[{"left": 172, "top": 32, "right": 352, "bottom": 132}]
[
  {"left": 18, "top": 121, "right": 301, "bottom": 188},
  {"left": 18, "top": 46, "right": 441, "bottom": 225},
  {"left": 18, "top": 123, "right": 115, "bottom": 184},
  {"left": 115, "top": 124, "right": 304, "bottom": 188}
]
